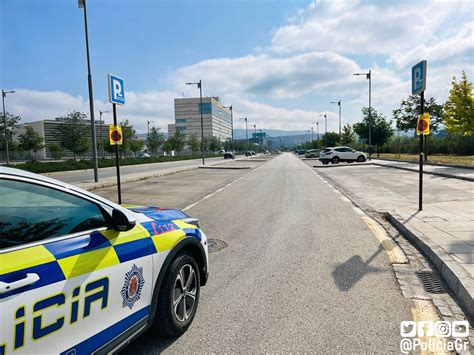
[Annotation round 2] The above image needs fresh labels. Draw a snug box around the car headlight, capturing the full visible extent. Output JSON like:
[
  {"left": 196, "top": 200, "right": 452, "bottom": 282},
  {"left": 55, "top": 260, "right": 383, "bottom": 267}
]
[{"left": 181, "top": 217, "right": 200, "bottom": 228}]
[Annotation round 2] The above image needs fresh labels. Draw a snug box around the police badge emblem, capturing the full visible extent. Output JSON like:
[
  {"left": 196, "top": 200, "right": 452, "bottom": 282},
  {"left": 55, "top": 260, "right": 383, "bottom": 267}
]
[{"left": 121, "top": 264, "right": 145, "bottom": 309}]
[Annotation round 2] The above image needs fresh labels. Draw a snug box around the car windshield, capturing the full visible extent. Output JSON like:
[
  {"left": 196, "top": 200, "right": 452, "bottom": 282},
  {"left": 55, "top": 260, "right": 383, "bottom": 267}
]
[{"left": 2, "top": 1, "right": 473, "bottom": 354}]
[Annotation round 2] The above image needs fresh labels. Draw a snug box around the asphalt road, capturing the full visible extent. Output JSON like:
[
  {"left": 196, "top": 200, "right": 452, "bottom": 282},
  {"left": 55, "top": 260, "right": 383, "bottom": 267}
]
[{"left": 123, "top": 152, "right": 411, "bottom": 353}]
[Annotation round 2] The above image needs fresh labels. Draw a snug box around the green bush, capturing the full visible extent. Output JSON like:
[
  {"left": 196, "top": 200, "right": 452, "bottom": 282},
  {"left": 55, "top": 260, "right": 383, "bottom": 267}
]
[{"left": 7, "top": 155, "right": 222, "bottom": 174}]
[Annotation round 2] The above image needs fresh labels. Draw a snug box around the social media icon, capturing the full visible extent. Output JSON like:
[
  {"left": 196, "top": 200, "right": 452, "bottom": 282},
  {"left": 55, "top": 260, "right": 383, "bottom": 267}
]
[
  {"left": 435, "top": 321, "right": 451, "bottom": 337},
  {"left": 400, "top": 321, "right": 416, "bottom": 337},
  {"left": 452, "top": 321, "right": 469, "bottom": 337}
]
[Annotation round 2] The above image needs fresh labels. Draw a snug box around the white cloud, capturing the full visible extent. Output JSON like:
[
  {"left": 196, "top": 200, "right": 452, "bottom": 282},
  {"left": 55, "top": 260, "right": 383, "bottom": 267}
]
[
  {"left": 7, "top": 89, "right": 177, "bottom": 133},
  {"left": 270, "top": 0, "right": 472, "bottom": 65},
  {"left": 173, "top": 51, "right": 361, "bottom": 99}
]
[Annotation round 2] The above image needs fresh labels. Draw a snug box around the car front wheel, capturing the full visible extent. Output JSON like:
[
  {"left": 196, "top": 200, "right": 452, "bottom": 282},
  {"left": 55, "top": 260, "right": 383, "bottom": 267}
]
[
  {"left": 332, "top": 156, "right": 340, "bottom": 164},
  {"left": 357, "top": 155, "right": 366, "bottom": 163},
  {"left": 154, "top": 253, "right": 201, "bottom": 337}
]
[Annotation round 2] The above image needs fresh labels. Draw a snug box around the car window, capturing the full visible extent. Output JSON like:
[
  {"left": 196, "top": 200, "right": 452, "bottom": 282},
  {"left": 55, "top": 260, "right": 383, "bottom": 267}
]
[
  {"left": 335, "top": 148, "right": 345, "bottom": 152},
  {"left": 0, "top": 179, "right": 108, "bottom": 249},
  {"left": 322, "top": 149, "right": 332, "bottom": 153}
]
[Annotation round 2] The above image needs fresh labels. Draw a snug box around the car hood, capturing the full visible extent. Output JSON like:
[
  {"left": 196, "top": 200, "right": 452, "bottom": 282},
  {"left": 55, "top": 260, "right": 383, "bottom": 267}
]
[{"left": 124, "top": 205, "right": 189, "bottom": 222}]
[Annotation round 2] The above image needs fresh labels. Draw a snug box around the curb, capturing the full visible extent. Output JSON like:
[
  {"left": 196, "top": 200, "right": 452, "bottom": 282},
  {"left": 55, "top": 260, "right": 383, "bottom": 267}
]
[
  {"left": 371, "top": 163, "right": 474, "bottom": 182},
  {"left": 386, "top": 211, "right": 474, "bottom": 320},
  {"left": 374, "top": 157, "right": 474, "bottom": 170},
  {"left": 313, "top": 163, "right": 374, "bottom": 169},
  {"left": 198, "top": 166, "right": 251, "bottom": 170}
]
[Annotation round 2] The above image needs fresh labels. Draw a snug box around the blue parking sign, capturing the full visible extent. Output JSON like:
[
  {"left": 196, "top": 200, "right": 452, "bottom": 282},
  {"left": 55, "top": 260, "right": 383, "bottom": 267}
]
[
  {"left": 412, "top": 61, "right": 427, "bottom": 95},
  {"left": 108, "top": 74, "right": 125, "bottom": 105}
]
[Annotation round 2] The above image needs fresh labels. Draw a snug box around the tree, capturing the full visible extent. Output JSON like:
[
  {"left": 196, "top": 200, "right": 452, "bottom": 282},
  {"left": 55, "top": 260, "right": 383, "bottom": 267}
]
[
  {"left": 163, "top": 137, "right": 174, "bottom": 154},
  {"left": 172, "top": 130, "right": 186, "bottom": 154},
  {"left": 48, "top": 144, "right": 64, "bottom": 160},
  {"left": 209, "top": 136, "right": 222, "bottom": 152},
  {"left": 223, "top": 138, "right": 233, "bottom": 151},
  {"left": 147, "top": 127, "right": 165, "bottom": 156},
  {"left": 321, "top": 132, "right": 339, "bottom": 147},
  {"left": 340, "top": 123, "right": 356, "bottom": 145},
  {"left": 119, "top": 119, "right": 136, "bottom": 156},
  {"left": 187, "top": 132, "right": 200, "bottom": 154},
  {"left": 444, "top": 71, "right": 474, "bottom": 136},
  {"left": 55, "top": 111, "right": 90, "bottom": 161},
  {"left": 354, "top": 107, "right": 393, "bottom": 157},
  {"left": 393, "top": 95, "right": 444, "bottom": 132},
  {"left": 0, "top": 112, "right": 21, "bottom": 150},
  {"left": 129, "top": 139, "right": 145, "bottom": 155},
  {"left": 18, "top": 126, "right": 44, "bottom": 160}
]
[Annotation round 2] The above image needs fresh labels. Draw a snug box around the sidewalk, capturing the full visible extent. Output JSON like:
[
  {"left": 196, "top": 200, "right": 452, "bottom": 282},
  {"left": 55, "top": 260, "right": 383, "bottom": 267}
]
[
  {"left": 372, "top": 158, "right": 474, "bottom": 182},
  {"left": 313, "top": 163, "right": 474, "bottom": 317}
]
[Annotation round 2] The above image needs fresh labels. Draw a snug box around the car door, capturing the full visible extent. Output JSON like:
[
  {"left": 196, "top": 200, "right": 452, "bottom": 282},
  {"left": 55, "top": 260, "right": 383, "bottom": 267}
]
[{"left": 0, "top": 177, "right": 154, "bottom": 354}]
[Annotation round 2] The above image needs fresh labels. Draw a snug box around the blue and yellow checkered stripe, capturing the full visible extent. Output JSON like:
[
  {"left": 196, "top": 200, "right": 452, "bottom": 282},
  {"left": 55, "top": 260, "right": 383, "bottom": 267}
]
[{"left": 0, "top": 220, "right": 201, "bottom": 299}]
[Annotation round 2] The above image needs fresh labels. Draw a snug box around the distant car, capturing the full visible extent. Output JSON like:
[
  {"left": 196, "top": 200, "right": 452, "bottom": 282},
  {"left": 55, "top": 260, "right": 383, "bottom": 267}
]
[
  {"left": 137, "top": 152, "right": 151, "bottom": 158},
  {"left": 319, "top": 146, "right": 367, "bottom": 165},
  {"left": 305, "top": 149, "right": 320, "bottom": 158},
  {"left": 224, "top": 151, "right": 235, "bottom": 159},
  {"left": 245, "top": 151, "right": 252, "bottom": 157},
  {"left": 251, "top": 151, "right": 256, "bottom": 156},
  {"left": 217, "top": 149, "right": 225, "bottom": 154},
  {"left": 297, "top": 149, "right": 307, "bottom": 155}
]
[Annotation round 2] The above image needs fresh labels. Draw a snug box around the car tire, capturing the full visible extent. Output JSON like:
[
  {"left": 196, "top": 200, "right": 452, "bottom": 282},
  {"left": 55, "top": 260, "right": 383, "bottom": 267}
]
[
  {"left": 357, "top": 155, "right": 366, "bottom": 163},
  {"left": 332, "top": 157, "right": 340, "bottom": 164},
  {"left": 154, "top": 253, "right": 201, "bottom": 337},
  {"left": 321, "top": 160, "right": 329, "bottom": 165}
]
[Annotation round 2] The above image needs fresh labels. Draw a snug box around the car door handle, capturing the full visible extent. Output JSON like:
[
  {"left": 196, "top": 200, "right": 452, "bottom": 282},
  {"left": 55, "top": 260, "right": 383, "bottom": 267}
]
[{"left": 0, "top": 273, "right": 40, "bottom": 294}]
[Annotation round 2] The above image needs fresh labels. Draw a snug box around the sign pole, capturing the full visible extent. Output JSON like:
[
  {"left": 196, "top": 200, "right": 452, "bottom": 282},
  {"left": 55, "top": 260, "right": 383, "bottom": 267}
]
[
  {"left": 419, "top": 91, "right": 424, "bottom": 211},
  {"left": 112, "top": 103, "right": 122, "bottom": 204}
]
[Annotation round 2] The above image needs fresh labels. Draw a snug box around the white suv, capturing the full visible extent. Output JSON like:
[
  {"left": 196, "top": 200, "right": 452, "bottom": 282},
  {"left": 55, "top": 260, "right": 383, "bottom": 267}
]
[{"left": 319, "top": 146, "right": 367, "bottom": 165}]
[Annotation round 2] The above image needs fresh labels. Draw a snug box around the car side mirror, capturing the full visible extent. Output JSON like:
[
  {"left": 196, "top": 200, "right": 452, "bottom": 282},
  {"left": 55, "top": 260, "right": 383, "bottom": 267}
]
[{"left": 112, "top": 209, "right": 136, "bottom": 231}]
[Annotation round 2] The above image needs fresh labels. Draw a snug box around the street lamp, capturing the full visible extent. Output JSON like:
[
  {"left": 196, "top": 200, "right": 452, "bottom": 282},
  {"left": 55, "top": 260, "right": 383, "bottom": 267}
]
[
  {"left": 99, "top": 110, "right": 108, "bottom": 159},
  {"left": 311, "top": 126, "right": 314, "bottom": 142},
  {"left": 224, "top": 105, "right": 234, "bottom": 150},
  {"left": 147, "top": 120, "right": 157, "bottom": 155},
  {"left": 313, "top": 121, "right": 319, "bottom": 141},
  {"left": 253, "top": 123, "right": 257, "bottom": 144},
  {"left": 353, "top": 70, "right": 372, "bottom": 160},
  {"left": 330, "top": 100, "right": 341, "bottom": 137},
  {"left": 78, "top": 0, "right": 99, "bottom": 182},
  {"left": 186, "top": 80, "right": 205, "bottom": 165},
  {"left": 240, "top": 117, "right": 248, "bottom": 150},
  {"left": 319, "top": 114, "right": 327, "bottom": 134},
  {"left": 2, "top": 89, "right": 15, "bottom": 164}
]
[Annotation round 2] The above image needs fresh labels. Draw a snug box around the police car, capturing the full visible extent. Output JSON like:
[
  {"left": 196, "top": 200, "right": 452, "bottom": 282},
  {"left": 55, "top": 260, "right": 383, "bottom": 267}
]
[{"left": 0, "top": 167, "right": 209, "bottom": 354}]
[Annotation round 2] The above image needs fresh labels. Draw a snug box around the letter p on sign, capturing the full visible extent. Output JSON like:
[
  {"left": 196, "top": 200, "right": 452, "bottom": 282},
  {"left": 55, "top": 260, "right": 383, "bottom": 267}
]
[{"left": 108, "top": 74, "right": 125, "bottom": 105}]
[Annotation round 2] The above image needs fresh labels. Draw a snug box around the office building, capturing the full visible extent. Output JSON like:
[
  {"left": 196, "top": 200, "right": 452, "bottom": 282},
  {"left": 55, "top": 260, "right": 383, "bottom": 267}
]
[{"left": 168, "top": 97, "right": 232, "bottom": 140}]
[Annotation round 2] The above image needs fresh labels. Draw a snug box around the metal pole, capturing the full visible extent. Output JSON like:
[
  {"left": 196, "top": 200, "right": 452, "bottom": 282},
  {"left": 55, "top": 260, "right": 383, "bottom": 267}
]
[
  {"left": 316, "top": 122, "right": 319, "bottom": 143},
  {"left": 368, "top": 70, "right": 372, "bottom": 161},
  {"left": 338, "top": 100, "right": 341, "bottom": 137},
  {"left": 230, "top": 105, "right": 233, "bottom": 150},
  {"left": 419, "top": 91, "right": 424, "bottom": 211},
  {"left": 82, "top": 0, "right": 99, "bottom": 182},
  {"left": 2, "top": 91, "right": 10, "bottom": 164},
  {"left": 199, "top": 80, "right": 204, "bottom": 165},
  {"left": 311, "top": 126, "right": 313, "bottom": 142},
  {"left": 113, "top": 104, "right": 122, "bottom": 204},
  {"left": 99, "top": 110, "right": 105, "bottom": 159},
  {"left": 245, "top": 118, "right": 248, "bottom": 150},
  {"left": 325, "top": 114, "right": 327, "bottom": 134}
]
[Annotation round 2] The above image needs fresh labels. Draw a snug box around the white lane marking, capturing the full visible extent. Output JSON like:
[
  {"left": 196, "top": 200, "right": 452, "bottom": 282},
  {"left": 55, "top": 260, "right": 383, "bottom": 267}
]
[{"left": 182, "top": 157, "right": 271, "bottom": 212}]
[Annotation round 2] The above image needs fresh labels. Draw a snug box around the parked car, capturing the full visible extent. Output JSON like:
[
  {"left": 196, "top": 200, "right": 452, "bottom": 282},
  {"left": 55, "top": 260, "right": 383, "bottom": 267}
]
[
  {"left": 245, "top": 151, "right": 252, "bottom": 157},
  {"left": 297, "top": 149, "right": 307, "bottom": 155},
  {"left": 319, "top": 146, "right": 367, "bottom": 165},
  {"left": 224, "top": 151, "right": 235, "bottom": 159},
  {"left": 137, "top": 152, "right": 151, "bottom": 158},
  {"left": 305, "top": 149, "right": 320, "bottom": 158},
  {"left": 217, "top": 149, "right": 226, "bottom": 154},
  {"left": 0, "top": 167, "right": 209, "bottom": 354}
]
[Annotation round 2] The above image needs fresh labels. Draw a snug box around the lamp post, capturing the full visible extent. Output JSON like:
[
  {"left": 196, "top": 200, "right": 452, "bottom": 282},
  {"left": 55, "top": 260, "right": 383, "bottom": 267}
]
[
  {"left": 311, "top": 126, "right": 314, "bottom": 142},
  {"left": 147, "top": 120, "right": 157, "bottom": 155},
  {"left": 240, "top": 117, "right": 248, "bottom": 150},
  {"left": 78, "top": 0, "right": 99, "bottom": 182},
  {"left": 99, "top": 110, "right": 108, "bottom": 159},
  {"left": 319, "top": 114, "right": 327, "bottom": 134},
  {"left": 186, "top": 80, "right": 204, "bottom": 164},
  {"left": 353, "top": 70, "right": 372, "bottom": 160},
  {"left": 253, "top": 124, "right": 257, "bottom": 144},
  {"left": 2, "top": 89, "right": 15, "bottom": 164},
  {"left": 224, "top": 105, "right": 234, "bottom": 150},
  {"left": 330, "top": 100, "right": 342, "bottom": 137}
]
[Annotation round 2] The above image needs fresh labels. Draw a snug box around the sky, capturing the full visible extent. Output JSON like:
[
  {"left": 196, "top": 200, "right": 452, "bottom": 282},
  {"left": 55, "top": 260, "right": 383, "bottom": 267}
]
[{"left": 1, "top": 0, "right": 473, "bottom": 134}]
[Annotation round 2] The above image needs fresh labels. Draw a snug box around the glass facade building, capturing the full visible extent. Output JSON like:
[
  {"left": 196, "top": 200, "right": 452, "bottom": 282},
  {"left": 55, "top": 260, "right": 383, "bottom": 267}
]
[{"left": 169, "top": 97, "right": 232, "bottom": 140}]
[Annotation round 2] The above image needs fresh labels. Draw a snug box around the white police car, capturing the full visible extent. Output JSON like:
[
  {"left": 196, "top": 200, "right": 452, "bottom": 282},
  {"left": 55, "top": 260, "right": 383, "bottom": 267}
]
[{"left": 0, "top": 167, "right": 209, "bottom": 354}]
